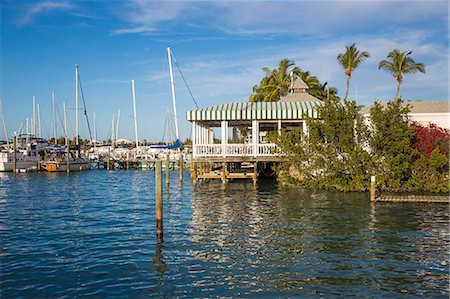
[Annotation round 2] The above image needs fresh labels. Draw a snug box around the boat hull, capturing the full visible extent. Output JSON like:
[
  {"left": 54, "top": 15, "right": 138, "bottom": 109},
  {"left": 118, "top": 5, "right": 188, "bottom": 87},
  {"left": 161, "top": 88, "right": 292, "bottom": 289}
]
[{"left": 41, "top": 161, "right": 91, "bottom": 172}]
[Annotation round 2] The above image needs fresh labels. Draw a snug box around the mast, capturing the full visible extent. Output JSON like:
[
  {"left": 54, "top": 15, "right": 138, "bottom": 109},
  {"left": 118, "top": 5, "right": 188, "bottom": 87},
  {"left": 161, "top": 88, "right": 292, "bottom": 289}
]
[
  {"left": 93, "top": 112, "right": 97, "bottom": 143},
  {"left": 37, "top": 103, "right": 41, "bottom": 138},
  {"left": 115, "top": 109, "right": 120, "bottom": 146},
  {"left": 32, "top": 96, "right": 36, "bottom": 136},
  {"left": 52, "top": 91, "right": 57, "bottom": 144},
  {"left": 75, "top": 64, "right": 79, "bottom": 145},
  {"left": 131, "top": 80, "right": 139, "bottom": 150},
  {"left": 0, "top": 98, "right": 9, "bottom": 146},
  {"left": 167, "top": 47, "right": 179, "bottom": 141},
  {"left": 111, "top": 113, "right": 115, "bottom": 150}
]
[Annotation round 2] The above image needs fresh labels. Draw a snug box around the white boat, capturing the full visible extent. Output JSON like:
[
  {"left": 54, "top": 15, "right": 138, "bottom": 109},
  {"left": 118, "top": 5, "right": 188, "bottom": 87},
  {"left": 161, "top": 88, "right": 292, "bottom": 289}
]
[{"left": 0, "top": 135, "right": 48, "bottom": 172}]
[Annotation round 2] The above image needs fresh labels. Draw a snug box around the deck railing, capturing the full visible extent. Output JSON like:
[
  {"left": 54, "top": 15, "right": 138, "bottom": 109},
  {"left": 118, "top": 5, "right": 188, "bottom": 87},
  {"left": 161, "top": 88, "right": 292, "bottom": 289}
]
[{"left": 194, "top": 143, "right": 281, "bottom": 158}]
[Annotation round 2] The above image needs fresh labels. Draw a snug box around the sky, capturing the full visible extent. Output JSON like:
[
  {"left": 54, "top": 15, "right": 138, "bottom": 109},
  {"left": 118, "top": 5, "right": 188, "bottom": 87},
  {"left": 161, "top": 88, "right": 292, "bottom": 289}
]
[{"left": 1, "top": 0, "right": 448, "bottom": 142}]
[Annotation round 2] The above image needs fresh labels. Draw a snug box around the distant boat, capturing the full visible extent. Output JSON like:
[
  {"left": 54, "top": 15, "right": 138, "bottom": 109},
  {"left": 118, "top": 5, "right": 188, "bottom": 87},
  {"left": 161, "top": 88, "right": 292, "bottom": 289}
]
[
  {"left": 40, "top": 146, "right": 91, "bottom": 172},
  {"left": 0, "top": 134, "right": 47, "bottom": 172}
]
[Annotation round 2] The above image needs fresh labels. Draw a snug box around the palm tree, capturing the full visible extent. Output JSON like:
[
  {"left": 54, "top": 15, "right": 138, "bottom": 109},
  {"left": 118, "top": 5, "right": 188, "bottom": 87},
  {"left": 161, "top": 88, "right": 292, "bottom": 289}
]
[
  {"left": 337, "top": 43, "right": 370, "bottom": 101},
  {"left": 378, "top": 50, "right": 426, "bottom": 99},
  {"left": 260, "top": 59, "right": 301, "bottom": 102}
]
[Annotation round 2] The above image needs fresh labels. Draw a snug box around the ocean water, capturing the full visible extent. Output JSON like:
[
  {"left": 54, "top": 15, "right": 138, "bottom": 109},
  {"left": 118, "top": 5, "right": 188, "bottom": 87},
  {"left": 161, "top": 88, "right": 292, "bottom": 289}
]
[{"left": 0, "top": 170, "right": 448, "bottom": 298}]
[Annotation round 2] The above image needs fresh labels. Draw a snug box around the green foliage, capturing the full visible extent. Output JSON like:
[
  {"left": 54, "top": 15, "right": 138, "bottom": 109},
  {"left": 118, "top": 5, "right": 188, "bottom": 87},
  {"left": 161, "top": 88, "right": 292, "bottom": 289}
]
[
  {"left": 378, "top": 50, "right": 426, "bottom": 99},
  {"left": 337, "top": 43, "right": 370, "bottom": 100},
  {"left": 275, "top": 97, "right": 449, "bottom": 194},
  {"left": 249, "top": 59, "right": 336, "bottom": 102},
  {"left": 274, "top": 95, "right": 374, "bottom": 191}
]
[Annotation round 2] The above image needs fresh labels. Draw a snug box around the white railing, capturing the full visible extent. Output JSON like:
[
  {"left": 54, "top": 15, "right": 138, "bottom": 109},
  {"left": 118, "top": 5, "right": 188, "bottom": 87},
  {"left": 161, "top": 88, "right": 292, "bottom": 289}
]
[
  {"left": 258, "top": 143, "right": 281, "bottom": 156},
  {"left": 194, "top": 143, "right": 281, "bottom": 158}
]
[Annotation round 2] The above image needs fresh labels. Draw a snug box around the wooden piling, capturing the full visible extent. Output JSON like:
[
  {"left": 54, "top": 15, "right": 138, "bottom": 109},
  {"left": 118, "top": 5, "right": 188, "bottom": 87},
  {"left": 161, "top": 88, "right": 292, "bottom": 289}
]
[
  {"left": 370, "top": 175, "right": 376, "bottom": 202},
  {"left": 192, "top": 162, "right": 197, "bottom": 182},
  {"left": 155, "top": 160, "right": 163, "bottom": 240},
  {"left": 179, "top": 153, "right": 183, "bottom": 182},
  {"left": 13, "top": 133, "right": 17, "bottom": 174},
  {"left": 165, "top": 153, "right": 170, "bottom": 185},
  {"left": 253, "top": 162, "right": 258, "bottom": 186},
  {"left": 222, "top": 162, "right": 227, "bottom": 184},
  {"left": 107, "top": 148, "right": 110, "bottom": 171}
]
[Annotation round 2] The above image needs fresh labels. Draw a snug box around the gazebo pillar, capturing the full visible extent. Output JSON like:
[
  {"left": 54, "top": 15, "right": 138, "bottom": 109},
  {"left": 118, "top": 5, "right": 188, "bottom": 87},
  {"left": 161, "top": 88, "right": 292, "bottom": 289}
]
[
  {"left": 192, "top": 121, "right": 197, "bottom": 157},
  {"left": 278, "top": 120, "right": 282, "bottom": 135},
  {"left": 221, "top": 121, "right": 228, "bottom": 157},
  {"left": 252, "top": 120, "right": 259, "bottom": 156},
  {"left": 303, "top": 120, "right": 308, "bottom": 135}
]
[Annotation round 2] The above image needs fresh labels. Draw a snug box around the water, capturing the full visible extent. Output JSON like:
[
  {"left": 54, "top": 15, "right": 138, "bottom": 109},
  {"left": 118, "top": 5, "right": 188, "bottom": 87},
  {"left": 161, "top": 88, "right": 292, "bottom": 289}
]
[{"left": 0, "top": 171, "right": 448, "bottom": 298}]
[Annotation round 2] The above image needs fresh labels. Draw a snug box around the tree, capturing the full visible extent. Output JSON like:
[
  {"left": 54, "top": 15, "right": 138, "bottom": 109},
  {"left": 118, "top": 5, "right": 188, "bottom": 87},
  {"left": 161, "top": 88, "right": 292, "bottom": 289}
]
[
  {"left": 274, "top": 95, "right": 373, "bottom": 191},
  {"left": 249, "top": 59, "right": 301, "bottom": 102},
  {"left": 369, "top": 98, "right": 416, "bottom": 191},
  {"left": 378, "top": 50, "right": 425, "bottom": 99},
  {"left": 337, "top": 43, "right": 370, "bottom": 101}
]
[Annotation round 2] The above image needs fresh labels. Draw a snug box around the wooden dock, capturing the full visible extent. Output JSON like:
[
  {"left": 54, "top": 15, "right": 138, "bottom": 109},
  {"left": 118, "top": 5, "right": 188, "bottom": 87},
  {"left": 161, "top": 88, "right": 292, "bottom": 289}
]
[{"left": 375, "top": 194, "right": 449, "bottom": 203}]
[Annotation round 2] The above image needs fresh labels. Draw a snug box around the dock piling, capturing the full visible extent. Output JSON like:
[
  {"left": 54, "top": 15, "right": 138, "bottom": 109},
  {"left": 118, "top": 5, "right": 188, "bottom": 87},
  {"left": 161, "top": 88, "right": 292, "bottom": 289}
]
[
  {"left": 179, "top": 153, "right": 183, "bottom": 182},
  {"left": 165, "top": 153, "right": 170, "bottom": 185},
  {"left": 370, "top": 175, "right": 376, "bottom": 202},
  {"left": 155, "top": 160, "right": 163, "bottom": 240}
]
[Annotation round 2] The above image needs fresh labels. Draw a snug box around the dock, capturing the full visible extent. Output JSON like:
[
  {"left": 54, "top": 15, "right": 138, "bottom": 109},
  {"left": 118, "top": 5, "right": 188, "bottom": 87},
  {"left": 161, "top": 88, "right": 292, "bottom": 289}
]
[{"left": 375, "top": 194, "right": 449, "bottom": 203}]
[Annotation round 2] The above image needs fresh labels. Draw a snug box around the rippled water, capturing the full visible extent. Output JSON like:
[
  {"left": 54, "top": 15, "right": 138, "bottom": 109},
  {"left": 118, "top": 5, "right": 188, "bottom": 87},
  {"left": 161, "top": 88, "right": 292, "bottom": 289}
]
[{"left": 1, "top": 171, "right": 449, "bottom": 298}]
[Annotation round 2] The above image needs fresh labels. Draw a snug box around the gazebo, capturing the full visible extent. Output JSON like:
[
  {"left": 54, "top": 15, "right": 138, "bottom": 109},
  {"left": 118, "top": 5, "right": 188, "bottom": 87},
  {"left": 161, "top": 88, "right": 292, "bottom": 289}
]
[{"left": 186, "top": 78, "right": 322, "bottom": 162}]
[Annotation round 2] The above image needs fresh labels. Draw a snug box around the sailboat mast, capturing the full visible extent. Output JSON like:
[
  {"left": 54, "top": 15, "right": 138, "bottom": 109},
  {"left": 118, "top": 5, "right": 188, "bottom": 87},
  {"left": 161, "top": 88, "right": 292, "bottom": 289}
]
[
  {"left": 131, "top": 80, "right": 139, "bottom": 150},
  {"left": 0, "top": 98, "right": 9, "bottom": 146},
  {"left": 93, "top": 112, "right": 96, "bottom": 143},
  {"left": 167, "top": 47, "right": 179, "bottom": 141},
  {"left": 37, "top": 103, "right": 42, "bottom": 138},
  {"left": 75, "top": 64, "right": 79, "bottom": 145},
  {"left": 116, "top": 110, "right": 120, "bottom": 146},
  {"left": 32, "top": 96, "right": 36, "bottom": 136},
  {"left": 52, "top": 91, "right": 57, "bottom": 144}
]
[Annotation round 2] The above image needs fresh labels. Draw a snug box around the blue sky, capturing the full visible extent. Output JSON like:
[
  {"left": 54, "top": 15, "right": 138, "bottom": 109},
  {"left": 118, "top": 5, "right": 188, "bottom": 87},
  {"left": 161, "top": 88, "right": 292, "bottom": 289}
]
[{"left": 1, "top": 0, "right": 448, "bottom": 142}]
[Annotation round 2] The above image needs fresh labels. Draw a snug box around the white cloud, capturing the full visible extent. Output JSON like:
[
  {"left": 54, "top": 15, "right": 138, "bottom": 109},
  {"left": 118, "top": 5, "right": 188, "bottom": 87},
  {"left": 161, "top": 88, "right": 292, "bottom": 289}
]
[{"left": 18, "top": 1, "right": 76, "bottom": 25}]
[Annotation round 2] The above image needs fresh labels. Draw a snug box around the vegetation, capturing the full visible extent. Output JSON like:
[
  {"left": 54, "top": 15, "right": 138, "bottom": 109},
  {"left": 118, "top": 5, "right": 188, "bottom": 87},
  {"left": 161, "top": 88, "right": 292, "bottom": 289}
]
[
  {"left": 337, "top": 43, "right": 370, "bottom": 101},
  {"left": 275, "top": 97, "right": 449, "bottom": 193},
  {"left": 249, "top": 59, "right": 336, "bottom": 102},
  {"left": 378, "top": 50, "right": 426, "bottom": 99}
]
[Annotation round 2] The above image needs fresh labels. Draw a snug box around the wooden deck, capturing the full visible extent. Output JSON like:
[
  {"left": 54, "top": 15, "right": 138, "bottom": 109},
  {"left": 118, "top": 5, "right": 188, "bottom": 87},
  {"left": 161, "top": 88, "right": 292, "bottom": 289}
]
[{"left": 375, "top": 194, "right": 449, "bottom": 203}]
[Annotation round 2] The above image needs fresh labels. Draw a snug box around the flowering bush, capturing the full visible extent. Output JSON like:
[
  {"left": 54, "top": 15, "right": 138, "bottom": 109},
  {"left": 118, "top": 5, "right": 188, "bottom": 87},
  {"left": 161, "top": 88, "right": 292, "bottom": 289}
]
[{"left": 411, "top": 122, "right": 449, "bottom": 158}]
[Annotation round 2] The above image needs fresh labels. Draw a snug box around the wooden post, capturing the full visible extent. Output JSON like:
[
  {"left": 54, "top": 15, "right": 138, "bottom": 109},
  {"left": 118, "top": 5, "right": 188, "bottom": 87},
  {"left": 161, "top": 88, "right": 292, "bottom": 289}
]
[
  {"left": 13, "top": 133, "right": 17, "bottom": 174},
  {"left": 192, "top": 162, "right": 197, "bottom": 182},
  {"left": 155, "top": 160, "right": 163, "bottom": 241},
  {"left": 165, "top": 153, "right": 170, "bottom": 185},
  {"left": 107, "top": 148, "right": 110, "bottom": 171},
  {"left": 179, "top": 153, "right": 183, "bottom": 182},
  {"left": 370, "top": 175, "right": 376, "bottom": 202},
  {"left": 253, "top": 162, "right": 258, "bottom": 186},
  {"left": 37, "top": 151, "right": 40, "bottom": 171},
  {"left": 222, "top": 162, "right": 227, "bottom": 184}
]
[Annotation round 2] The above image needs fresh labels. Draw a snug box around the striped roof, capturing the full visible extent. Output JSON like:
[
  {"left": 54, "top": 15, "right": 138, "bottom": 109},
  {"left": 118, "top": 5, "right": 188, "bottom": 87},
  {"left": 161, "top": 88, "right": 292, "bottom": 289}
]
[{"left": 186, "top": 101, "right": 321, "bottom": 122}]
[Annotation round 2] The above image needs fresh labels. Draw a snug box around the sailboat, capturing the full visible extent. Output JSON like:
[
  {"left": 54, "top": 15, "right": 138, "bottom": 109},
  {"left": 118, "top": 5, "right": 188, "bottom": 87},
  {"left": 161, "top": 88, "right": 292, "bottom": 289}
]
[
  {"left": 151, "top": 47, "right": 181, "bottom": 151},
  {"left": 41, "top": 65, "right": 91, "bottom": 172}
]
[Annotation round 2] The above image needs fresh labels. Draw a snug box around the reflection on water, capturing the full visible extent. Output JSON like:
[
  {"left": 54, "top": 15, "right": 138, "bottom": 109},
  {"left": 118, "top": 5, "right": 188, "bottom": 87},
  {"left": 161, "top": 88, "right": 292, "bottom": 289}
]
[{"left": 0, "top": 172, "right": 448, "bottom": 298}]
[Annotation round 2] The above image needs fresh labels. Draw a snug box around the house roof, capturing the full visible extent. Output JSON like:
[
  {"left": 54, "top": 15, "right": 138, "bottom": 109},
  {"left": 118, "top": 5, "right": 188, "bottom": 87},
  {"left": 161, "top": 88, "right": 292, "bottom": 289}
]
[
  {"left": 360, "top": 101, "right": 450, "bottom": 114},
  {"left": 186, "top": 101, "right": 321, "bottom": 122}
]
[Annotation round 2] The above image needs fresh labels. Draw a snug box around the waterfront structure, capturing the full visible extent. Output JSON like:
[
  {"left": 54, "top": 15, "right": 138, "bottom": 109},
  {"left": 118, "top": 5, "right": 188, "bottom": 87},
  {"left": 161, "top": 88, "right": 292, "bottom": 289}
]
[
  {"left": 186, "top": 78, "right": 322, "bottom": 162},
  {"left": 360, "top": 101, "right": 450, "bottom": 129}
]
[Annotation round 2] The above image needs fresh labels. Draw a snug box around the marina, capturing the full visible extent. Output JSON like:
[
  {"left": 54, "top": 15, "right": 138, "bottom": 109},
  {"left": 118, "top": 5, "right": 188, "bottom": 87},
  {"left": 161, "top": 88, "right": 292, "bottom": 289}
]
[{"left": 1, "top": 171, "right": 448, "bottom": 297}]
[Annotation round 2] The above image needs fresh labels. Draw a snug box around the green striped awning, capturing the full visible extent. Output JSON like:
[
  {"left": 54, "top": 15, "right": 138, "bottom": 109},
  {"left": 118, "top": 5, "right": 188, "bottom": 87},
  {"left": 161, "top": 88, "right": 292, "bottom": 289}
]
[{"left": 186, "top": 101, "right": 321, "bottom": 121}]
